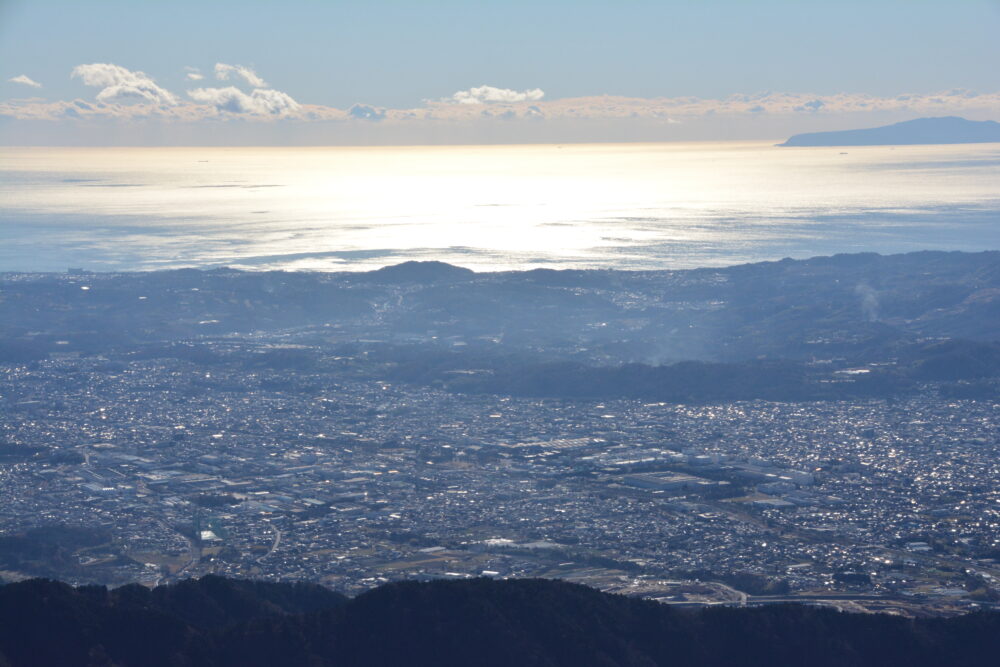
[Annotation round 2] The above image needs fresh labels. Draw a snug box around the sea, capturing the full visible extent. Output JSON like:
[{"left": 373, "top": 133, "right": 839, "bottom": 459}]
[{"left": 1, "top": 141, "right": 999, "bottom": 273}]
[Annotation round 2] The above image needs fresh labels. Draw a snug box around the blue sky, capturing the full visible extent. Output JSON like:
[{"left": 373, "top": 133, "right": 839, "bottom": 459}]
[{"left": 2, "top": 1, "right": 999, "bottom": 144}]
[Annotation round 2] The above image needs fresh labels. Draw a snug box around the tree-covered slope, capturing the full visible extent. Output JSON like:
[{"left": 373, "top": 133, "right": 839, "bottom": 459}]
[{"left": 0, "top": 575, "right": 998, "bottom": 666}]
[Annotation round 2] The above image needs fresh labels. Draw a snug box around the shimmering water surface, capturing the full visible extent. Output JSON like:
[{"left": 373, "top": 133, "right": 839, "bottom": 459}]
[{"left": 1, "top": 142, "right": 998, "bottom": 272}]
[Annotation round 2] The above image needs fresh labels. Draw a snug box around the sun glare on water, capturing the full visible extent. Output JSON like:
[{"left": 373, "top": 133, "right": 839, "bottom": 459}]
[{"left": 1, "top": 141, "right": 999, "bottom": 272}]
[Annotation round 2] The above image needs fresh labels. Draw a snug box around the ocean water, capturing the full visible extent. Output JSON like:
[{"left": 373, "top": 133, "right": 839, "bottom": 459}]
[{"left": 1, "top": 142, "right": 999, "bottom": 272}]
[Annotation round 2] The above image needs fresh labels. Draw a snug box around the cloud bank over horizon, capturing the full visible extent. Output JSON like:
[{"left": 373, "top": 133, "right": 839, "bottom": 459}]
[{"left": 2, "top": 62, "right": 999, "bottom": 144}]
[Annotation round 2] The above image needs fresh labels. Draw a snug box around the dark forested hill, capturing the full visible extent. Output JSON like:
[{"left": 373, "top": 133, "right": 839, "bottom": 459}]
[{"left": 0, "top": 575, "right": 997, "bottom": 667}]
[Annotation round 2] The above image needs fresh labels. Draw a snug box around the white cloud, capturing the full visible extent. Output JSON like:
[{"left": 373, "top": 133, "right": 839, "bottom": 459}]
[
  {"left": 5, "top": 80, "right": 1000, "bottom": 142},
  {"left": 185, "top": 67, "right": 204, "bottom": 81},
  {"left": 71, "top": 63, "right": 177, "bottom": 106},
  {"left": 187, "top": 86, "right": 299, "bottom": 116},
  {"left": 9, "top": 74, "right": 42, "bottom": 88},
  {"left": 450, "top": 85, "right": 545, "bottom": 105},
  {"left": 214, "top": 63, "right": 267, "bottom": 88},
  {"left": 348, "top": 103, "right": 386, "bottom": 121}
]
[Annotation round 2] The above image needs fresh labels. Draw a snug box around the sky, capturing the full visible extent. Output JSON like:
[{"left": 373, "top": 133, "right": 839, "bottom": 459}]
[{"left": 1, "top": 0, "right": 999, "bottom": 145}]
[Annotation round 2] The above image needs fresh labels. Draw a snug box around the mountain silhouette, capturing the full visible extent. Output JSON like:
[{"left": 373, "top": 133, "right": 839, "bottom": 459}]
[
  {"left": 1, "top": 575, "right": 999, "bottom": 666},
  {"left": 780, "top": 116, "right": 1000, "bottom": 146}
]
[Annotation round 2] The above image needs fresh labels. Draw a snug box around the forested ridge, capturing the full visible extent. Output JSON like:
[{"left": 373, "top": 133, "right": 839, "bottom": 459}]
[{"left": 0, "top": 575, "right": 998, "bottom": 666}]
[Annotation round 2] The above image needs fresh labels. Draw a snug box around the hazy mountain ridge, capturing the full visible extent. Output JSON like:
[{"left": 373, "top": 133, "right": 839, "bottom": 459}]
[
  {"left": 0, "top": 575, "right": 998, "bottom": 666},
  {"left": 3, "top": 251, "right": 998, "bottom": 358},
  {"left": 3, "top": 251, "right": 999, "bottom": 403},
  {"left": 779, "top": 116, "right": 1000, "bottom": 146}
]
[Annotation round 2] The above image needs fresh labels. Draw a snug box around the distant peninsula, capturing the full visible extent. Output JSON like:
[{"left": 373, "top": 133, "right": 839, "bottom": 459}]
[{"left": 779, "top": 116, "right": 1000, "bottom": 147}]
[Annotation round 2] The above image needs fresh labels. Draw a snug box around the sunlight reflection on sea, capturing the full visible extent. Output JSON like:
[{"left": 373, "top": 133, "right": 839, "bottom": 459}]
[{"left": 1, "top": 141, "right": 998, "bottom": 272}]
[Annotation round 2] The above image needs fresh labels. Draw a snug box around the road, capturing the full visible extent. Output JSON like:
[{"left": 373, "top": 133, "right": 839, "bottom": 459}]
[{"left": 257, "top": 521, "right": 282, "bottom": 562}]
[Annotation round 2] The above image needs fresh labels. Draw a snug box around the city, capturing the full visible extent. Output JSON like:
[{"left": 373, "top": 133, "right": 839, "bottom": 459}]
[{"left": 2, "top": 260, "right": 997, "bottom": 618}]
